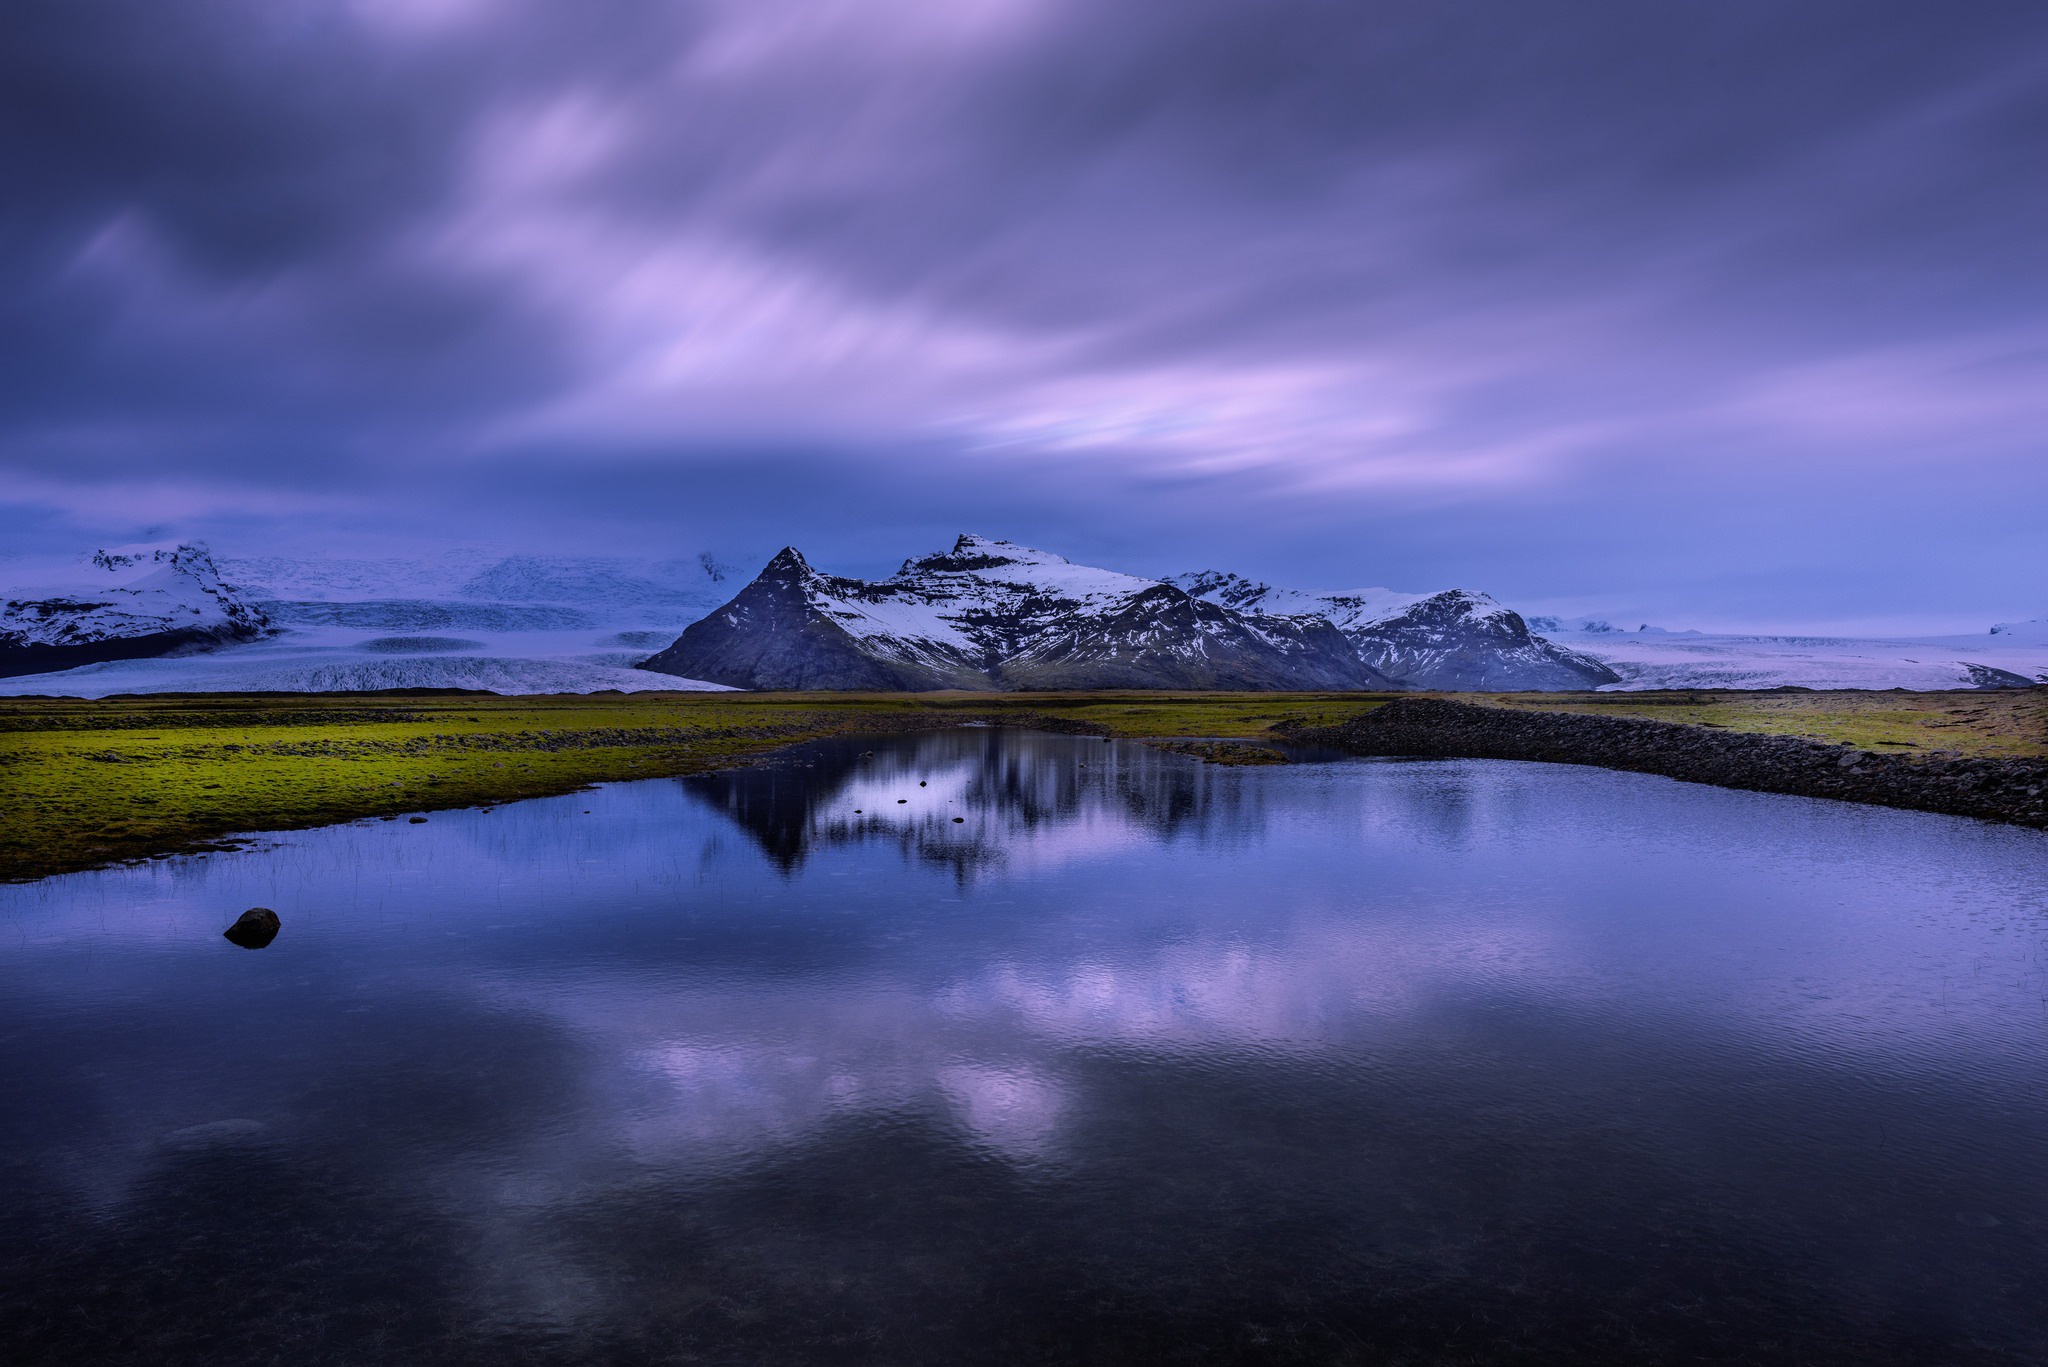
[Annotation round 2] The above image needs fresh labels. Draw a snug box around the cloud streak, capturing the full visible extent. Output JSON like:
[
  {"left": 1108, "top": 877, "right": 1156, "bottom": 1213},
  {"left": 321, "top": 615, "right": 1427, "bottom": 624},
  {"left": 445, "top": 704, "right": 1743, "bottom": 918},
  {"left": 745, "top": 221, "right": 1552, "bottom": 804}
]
[{"left": 3, "top": 0, "right": 2045, "bottom": 628}]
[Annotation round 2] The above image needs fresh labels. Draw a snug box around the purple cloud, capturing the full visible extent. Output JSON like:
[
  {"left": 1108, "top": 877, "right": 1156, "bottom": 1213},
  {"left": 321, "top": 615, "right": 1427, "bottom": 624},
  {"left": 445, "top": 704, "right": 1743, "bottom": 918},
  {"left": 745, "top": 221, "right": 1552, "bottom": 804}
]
[{"left": 3, "top": 0, "right": 2044, "bottom": 630}]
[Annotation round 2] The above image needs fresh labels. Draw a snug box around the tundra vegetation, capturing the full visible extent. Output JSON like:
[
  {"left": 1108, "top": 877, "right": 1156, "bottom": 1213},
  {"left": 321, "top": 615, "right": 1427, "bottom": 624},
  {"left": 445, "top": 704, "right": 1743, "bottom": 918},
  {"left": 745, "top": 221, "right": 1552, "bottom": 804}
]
[{"left": 2, "top": 688, "right": 2039, "bottom": 882}]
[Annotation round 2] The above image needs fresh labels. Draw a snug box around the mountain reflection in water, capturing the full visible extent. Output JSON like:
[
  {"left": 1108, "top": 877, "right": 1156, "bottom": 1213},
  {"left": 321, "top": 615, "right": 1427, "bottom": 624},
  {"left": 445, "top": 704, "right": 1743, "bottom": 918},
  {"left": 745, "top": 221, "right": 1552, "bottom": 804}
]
[
  {"left": 681, "top": 728, "right": 1266, "bottom": 874},
  {"left": 2, "top": 729, "right": 2047, "bottom": 1366}
]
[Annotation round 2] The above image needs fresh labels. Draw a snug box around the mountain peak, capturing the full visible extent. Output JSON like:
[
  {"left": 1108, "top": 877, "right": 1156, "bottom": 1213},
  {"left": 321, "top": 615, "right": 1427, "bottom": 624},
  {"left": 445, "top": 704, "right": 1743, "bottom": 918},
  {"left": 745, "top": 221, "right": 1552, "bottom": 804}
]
[
  {"left": 90, "top": 541, "right": 214, "bottom": 574},
  {"left": 643, "top": 536, "right": 1393, "bottom": 691},
  {"left": 763, "top": 546, "right": 812, "bottom": 575},
  {"left": 956, "top": 533, "right": 1066, "bottom": 563},
  {"left": 900, "top": 534, "right": 1072, "bottom": 577}
]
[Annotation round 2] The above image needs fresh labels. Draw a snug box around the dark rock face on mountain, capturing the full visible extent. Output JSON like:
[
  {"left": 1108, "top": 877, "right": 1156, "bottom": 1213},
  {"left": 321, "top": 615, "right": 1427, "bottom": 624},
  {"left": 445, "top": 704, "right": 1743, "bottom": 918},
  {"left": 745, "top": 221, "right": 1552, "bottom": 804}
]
[
  {"left": 1347, "top": 590, "right": 1621, "bottom": 690},
  {"left": 999, "top": 584, "right": 1377, "bottom": 690},
  {"left": 641, "top": 548, "right": 982, "bottom": 690},
  {"left": 1172, "top": 572, "right": 1619, "bottom": 691},
  {"left": 1, "top": 544, "right": 271, "bottom": 679},
  {"left": 639, "top": 537, "right": 1400, "bottom": 692}
]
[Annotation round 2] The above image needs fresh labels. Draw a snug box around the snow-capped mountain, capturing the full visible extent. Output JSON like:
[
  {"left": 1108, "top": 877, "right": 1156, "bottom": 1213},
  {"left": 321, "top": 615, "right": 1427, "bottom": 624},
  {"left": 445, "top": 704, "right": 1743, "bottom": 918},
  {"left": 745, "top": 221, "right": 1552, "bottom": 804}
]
[
  {"left": 0, "top": 550, "right": 736, "bottom": 696},
  {"left": 639, "top": 536, "right": 1397, "bottom": 691},
  {"left": 0, "top": 543, "right": 271, "bottom": 678},
  {"left": 1170, "top": 572, "right": 1620, "bottom": 690}
]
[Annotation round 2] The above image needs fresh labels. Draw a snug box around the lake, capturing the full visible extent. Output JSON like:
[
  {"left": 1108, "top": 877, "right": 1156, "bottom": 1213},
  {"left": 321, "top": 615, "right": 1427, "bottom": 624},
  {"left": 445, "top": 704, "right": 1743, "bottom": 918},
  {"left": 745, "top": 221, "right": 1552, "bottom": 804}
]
[{"left": 3, "top": 729, "right": 2046, "bottom": 1365}]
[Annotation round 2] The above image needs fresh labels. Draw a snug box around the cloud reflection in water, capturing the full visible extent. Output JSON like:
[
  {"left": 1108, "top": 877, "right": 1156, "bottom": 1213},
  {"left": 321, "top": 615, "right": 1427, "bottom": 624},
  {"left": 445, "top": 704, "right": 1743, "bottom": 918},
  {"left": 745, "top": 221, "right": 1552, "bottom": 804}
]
[{"left": 3, "top": 731, "right": 2048, "bottom": 1364}]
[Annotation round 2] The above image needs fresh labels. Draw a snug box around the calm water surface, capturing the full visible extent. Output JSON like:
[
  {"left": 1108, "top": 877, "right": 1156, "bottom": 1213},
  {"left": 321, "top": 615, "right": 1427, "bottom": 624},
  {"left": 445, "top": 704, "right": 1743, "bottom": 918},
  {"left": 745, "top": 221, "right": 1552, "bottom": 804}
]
[{"left": 4, "top": 730, "right": 2047, "bottom": 1365}]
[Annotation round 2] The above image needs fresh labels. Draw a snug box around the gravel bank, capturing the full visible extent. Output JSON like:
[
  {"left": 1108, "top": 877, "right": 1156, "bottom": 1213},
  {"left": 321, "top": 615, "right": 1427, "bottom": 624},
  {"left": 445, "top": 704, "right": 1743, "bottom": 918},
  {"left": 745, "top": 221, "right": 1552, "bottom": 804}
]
[{"left": 1287, "top": 697, "right": 2048, "bottom": 829}]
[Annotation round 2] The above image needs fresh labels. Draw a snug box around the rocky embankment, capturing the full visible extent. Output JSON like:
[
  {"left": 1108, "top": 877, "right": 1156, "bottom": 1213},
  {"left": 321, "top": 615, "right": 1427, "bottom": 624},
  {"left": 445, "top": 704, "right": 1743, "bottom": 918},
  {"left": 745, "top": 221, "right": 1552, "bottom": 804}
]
[{"left": 1286, "top": 697, "right": 2048, "bottom": 829}]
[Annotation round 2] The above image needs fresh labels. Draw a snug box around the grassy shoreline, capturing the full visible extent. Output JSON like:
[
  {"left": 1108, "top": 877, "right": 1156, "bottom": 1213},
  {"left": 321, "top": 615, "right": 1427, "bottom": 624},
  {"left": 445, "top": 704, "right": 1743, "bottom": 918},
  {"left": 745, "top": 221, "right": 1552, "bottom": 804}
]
[
  {"left": 0, "top": 690, "right": 1392, "bottom": 882},
  {"left": 3, "top": 687, "right": 2039, "bottom": 883}
]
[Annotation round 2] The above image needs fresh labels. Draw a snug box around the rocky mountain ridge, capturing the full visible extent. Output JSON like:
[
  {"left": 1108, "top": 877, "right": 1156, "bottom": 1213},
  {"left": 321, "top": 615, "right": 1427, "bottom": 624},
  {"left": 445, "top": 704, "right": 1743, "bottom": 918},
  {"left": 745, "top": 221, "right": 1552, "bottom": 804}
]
[
  {"left": 1168, "top": 572, "right": 1621, "bottom": 690},
  {"left": 639, "top": 536, "right": 1398, "bottom": 691}
]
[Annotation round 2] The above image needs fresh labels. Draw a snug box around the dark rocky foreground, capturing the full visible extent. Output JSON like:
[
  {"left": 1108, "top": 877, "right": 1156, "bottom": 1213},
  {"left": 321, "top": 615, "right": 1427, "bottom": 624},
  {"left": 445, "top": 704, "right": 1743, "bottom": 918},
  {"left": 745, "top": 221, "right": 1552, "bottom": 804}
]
[{"left": 1286, "top": 697, "right": 2048, "bottom": 829}]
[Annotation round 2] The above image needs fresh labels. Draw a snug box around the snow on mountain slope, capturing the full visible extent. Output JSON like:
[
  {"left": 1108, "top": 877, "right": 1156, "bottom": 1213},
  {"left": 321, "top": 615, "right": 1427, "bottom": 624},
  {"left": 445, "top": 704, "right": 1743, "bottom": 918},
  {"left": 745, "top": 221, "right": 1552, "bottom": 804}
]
[
  {"left": 1171, "top": 572, "right": 1618, "bottom": 690},
  {"left": 1549, "top": 629, "right": 2048, "bottom": 691},
  {"left": 789, "top": 536, "right": 1175, "bottom": 664},
  {"left": 0, "top": 544, "right": 271, "bottom": 678},
  {"left": 1168, "top": 571, "right": 1430, "bottom": 631},
  {"left": 836, "top": 537, "right": 1170, "bottom": 665},
  {"left": 0, "top": 550, "right": 735, "bottom": 696},
  {"left": 1345, "top": 590, "right": 1622, "bottom": 690},
  {"left": 641, "top": 547, "right": 984, "bottom": 690},
  {"left": 641, "top": 536, "right": 1395, "bottom": 691}
]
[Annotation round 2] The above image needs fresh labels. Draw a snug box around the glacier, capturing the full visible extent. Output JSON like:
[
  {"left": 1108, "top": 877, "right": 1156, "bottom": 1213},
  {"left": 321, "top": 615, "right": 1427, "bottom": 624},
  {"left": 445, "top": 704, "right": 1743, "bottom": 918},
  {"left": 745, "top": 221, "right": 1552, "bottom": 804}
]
[
  {"left": 0, "top": 549, "right": 733, "bottom": 697},
  {"left": 1546, "top": 627, "right": 2048, "bottom": 691}
]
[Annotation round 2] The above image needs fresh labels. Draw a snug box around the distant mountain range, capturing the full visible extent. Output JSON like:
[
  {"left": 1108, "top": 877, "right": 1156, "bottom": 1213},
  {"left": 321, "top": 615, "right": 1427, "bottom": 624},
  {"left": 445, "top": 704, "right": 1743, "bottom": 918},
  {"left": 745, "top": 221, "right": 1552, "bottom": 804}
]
[
  {"left": 1166, "top": 571, "right": 1619, "bottom": 691},
  {"left": 2, "top": 536, "right": 2043, "bottom": 695}
]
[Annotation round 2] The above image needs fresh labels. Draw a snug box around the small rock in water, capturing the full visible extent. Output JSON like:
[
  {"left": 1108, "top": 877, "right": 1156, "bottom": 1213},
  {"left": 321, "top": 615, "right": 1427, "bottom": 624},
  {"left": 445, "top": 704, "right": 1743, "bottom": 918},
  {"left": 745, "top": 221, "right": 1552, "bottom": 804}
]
[
  {"left": 898, "top": 798, "right": 908, "bottom": 804},
  {"left": 409, "top": 816, "right": 428, "bottom": 824},
  {"left": 223, "top": 907, "right": 280, "bottom": 949},
  {"left": 952, "top": 817, "right": 965, "bottom": 823}
]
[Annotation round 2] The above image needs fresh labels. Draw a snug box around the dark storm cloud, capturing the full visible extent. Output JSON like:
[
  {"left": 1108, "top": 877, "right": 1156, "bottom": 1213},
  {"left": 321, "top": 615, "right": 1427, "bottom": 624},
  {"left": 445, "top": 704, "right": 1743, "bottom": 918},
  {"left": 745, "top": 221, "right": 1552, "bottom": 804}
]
[
  {"left": 1, "top": 0, "right": 634, "bottom": 436},
  {"left": 2, "top": 0, "right": 2044, "bottom": 626}
]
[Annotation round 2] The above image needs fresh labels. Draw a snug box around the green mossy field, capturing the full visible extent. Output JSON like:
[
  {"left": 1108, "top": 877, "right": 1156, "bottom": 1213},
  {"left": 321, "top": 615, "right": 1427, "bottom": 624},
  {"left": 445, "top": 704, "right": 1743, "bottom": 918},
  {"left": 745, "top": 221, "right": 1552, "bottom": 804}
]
[
  {"left": 3, "top": 686, "right": 2038, "bottom": 883},
  {"left": 0, "top": 689, "right": 1393, "bottom": 882}
]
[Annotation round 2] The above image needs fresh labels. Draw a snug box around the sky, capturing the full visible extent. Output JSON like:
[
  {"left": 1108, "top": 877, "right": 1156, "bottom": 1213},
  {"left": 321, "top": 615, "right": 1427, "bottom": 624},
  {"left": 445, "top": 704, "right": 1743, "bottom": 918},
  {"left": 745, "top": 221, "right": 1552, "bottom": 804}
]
[{"left": 2, "top": 0, "right": 2044, "bottom": 633}]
